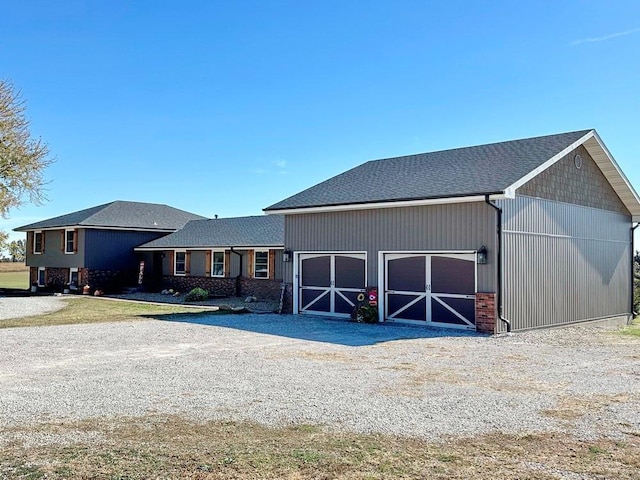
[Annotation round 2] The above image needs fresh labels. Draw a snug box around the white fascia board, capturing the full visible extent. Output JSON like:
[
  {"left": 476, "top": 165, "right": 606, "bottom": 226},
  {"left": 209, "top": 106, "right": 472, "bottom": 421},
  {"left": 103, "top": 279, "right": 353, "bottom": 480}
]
[
  {"left": 265, "top": 194, "right": 509, "bottom": 215},
  {"left": 585, "top": 131, "right": 640, "bottom": 213},
  {"left": 135, "top": 245, "right": 284, "bottom": 252},
  {"left": 16, "top": 225, "right": 176, "bottom": 233},
  {"left": 506, "top": 130, "right": 596, "bottom": 192}
]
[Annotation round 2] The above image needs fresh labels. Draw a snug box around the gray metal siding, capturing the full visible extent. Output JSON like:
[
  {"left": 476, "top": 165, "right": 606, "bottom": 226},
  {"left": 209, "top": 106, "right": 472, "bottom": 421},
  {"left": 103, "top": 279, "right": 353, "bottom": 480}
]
[
  {"left": 284, "top": 203, "right": 497, "bottom": 292},
  {"left": 85, "top": 229, "right": 168, "bottom": 270},
  {"left": 24, "top": 229, "right": 86, "bottom": 268},
  {"left": 274, "top": 249, "right": 284, "bottom": 280},
  {"left": 500, "top": 196, "right": 631, "bottom": 331}
]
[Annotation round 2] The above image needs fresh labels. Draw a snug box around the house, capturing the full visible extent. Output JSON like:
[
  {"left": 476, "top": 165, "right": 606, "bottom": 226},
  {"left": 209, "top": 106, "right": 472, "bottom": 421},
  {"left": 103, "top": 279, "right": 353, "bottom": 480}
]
[
  {"left": 134, "top": 215, "right": 286, "bottom": 301},
  {"left": 15, "top": 201, "right": 205, "bottom": 291},
  {"left": 264, "top": 129, "right": 640, "bottom": 333}
]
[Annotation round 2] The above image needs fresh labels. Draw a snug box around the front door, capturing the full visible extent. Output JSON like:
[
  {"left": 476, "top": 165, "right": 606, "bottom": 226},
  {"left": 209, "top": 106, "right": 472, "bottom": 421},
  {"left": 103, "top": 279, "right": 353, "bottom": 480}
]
[
  {"left": 384, "top": 253, "right": 476, "bottom": 330},
  {"left": 297, "top": 253, "right": 366, "bottom": 317}
]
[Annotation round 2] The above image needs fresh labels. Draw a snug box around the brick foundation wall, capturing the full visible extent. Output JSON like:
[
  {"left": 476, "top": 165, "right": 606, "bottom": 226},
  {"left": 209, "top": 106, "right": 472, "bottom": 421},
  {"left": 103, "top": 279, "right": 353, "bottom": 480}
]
[
  {"left": 88, "top": 269, "right": 137, "bottom": 293},
  {"left": 475, "top": 293, "right": 497, "bottom": 334},
  {"left": 160, "top": 276, "right": 293, "bottom": 310},
  {"left": 162, "top": 276, "right": 237, "bottom": 297},
  {"left": 46, "top": 267, "right": 69, "bottom": 289}
]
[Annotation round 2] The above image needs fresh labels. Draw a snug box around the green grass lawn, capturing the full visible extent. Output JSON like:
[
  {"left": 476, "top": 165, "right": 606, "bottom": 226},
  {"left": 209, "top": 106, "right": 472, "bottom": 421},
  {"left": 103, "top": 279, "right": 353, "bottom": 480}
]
[
  {"left": 0, "top": 296, "right": 221, "bottom": 329},
  {"left": 0, "top": 270, "right": 29, "bottom": 289}
]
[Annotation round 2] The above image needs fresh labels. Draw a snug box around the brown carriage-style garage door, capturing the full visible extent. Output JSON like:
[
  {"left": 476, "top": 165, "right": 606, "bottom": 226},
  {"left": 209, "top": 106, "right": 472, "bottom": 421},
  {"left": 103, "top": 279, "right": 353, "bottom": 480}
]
[
  {"left": 298, "top": 253, "right": 366, "bottom": 317},
  {"left": 384, "top": 253, "right": 476, "bottom": 330}
]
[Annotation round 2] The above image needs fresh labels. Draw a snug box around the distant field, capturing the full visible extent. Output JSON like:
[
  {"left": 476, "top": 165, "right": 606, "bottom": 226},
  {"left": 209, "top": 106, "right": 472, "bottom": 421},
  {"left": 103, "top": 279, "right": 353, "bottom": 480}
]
[{"left": 0, "top": 263, "right": 29, "bottom": 289}]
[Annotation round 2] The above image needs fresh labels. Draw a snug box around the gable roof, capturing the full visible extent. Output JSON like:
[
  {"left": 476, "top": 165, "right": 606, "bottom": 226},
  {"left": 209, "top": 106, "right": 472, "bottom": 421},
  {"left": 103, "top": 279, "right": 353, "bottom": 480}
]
[
  {"left": 135, "top": 215, "right": 285, "bottom": 250},
  {"left": 264, "top": 129, "right": 640, "bottom": 220},
  {"left": 14, "top": 201, "right": 206, "bottom": 232}
]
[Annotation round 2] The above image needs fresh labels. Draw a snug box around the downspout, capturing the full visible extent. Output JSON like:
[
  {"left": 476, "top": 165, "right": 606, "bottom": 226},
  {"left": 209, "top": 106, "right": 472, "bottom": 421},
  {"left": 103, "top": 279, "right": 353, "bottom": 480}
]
[
  {"left": 230, "top": 247, "right": 242, "bottom": 297},
  {"left": 485, "top": 195, "right": 512, "bottom": 333},
  {"left": 631, "top": 223, "right": 639, "bottom": 318}
]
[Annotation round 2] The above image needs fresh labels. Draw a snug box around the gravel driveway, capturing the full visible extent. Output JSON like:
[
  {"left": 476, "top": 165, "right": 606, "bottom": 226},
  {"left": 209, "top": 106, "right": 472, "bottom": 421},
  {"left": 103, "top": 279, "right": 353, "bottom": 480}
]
[
  {"left": 0, "top": 296, "right": 65, "bottom": 320},
  {"left": 1, "top": 314, "right": 638, "bottom": 441}
]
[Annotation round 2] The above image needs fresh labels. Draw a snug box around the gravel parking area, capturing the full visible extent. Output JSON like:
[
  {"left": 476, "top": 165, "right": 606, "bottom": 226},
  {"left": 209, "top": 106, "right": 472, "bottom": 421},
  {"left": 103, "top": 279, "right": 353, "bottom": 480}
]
[
  {"left": 0, "top": 296, "right": 65, "bottom": 320},
  {"left": 0, "top": 314, "right": 638, "bottom": 441}
]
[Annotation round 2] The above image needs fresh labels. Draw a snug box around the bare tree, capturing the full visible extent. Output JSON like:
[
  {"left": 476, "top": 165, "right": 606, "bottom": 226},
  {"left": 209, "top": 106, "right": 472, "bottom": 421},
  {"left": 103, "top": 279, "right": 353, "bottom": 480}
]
[{"left": 0, "top": 79, "right": 52, "bottom": 218}]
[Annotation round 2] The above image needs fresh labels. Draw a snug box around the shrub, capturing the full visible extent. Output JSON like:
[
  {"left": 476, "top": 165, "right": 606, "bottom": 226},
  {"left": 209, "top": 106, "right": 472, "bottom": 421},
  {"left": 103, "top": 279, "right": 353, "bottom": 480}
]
[
  {"left": 352, "top": 304, "right": 378, "bottom": 324},
  {"left": 185, "top": 287, "right": 209, "bottom": 302}
]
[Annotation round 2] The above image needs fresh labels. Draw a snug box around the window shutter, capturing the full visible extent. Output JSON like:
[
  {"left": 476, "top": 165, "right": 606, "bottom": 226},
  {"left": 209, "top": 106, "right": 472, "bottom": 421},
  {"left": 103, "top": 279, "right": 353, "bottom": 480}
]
[
  {"left": 73, "top": 229, "right": 78, "bottom": 253},
  {"left": 205, "top": 251, "right": 211, "bottom": 276},
  {"left": 224, "top": 251, "right": 231, "bottom": 277},
  {"left": 41, "top": 232, "right": 45, "bottom": 253},
  {"left": 248, "top": 250, "right": 254, "bottom": 278},
  {"left": 60, "top": 231, "right": 64, "bottom": 251},
  {"left": 268, "top": 249, "right": 275, "bottom": 280},
  {"left": 168, "top": 251, "right": 174, "bottom": 276},
  {"left": 185, "top": 251, "right": 191, "bottom": 275}
]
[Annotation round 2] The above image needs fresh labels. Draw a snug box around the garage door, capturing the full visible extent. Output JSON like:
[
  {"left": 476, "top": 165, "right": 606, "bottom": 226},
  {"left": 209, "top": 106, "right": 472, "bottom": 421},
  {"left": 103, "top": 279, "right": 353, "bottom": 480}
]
[
  {"left": 298, "top": 253, "right": 366, "bottom": 317},
  {"left": 384, "top": 253, "right": 476, "bottom": 330}
]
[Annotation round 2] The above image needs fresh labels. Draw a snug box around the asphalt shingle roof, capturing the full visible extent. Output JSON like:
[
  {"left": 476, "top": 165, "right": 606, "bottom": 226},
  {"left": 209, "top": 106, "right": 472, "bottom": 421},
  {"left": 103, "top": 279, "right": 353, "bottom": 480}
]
[
  {"left": 136, "top": 215, "right": 285, "bottom": 249},
  {"left": 264, "top": 130, "right": 593, "bottom": 211},
  {"left": 15, "top": 201, "right": 206, "bottom": 231}
]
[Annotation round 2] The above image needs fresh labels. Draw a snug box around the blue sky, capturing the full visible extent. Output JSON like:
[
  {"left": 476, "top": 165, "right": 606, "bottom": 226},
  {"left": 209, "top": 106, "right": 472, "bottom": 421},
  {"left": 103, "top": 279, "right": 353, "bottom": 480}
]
[{"left": 2, "top": 1, "right": 639, "bottom": 243}]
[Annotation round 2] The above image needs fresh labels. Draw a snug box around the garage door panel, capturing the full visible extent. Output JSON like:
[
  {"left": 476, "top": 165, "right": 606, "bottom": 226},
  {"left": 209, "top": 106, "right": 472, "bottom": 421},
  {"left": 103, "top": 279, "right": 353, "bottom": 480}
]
[
  {"left": 387, "top": 294, "right": 426, "bottom": 321},
  {"left": 432, "top": 297, "right": 475, "bottom": 326},
  {"left": 298, "top": 253, "right": 366, "bottom": 317},
  {"left": 335, "top": 290, "right": 359, "bottom": 314},
  {"left": 384, "top": 252, "right": 477, "bottom": 330},
  {"left": 301, "top": 289, "right": 331, "bottom": 312},
  {"left": 431, "top": 256, "right": 475, "bottom": 295},
  {"left": 301, "top": 256, "right": 331, "bottom": 287},
  {"left": 387, "top": 256, "right": 425, "bottom": 292},
  {"left": 335, "top": 256, "right": 366, "bottom": 289}
]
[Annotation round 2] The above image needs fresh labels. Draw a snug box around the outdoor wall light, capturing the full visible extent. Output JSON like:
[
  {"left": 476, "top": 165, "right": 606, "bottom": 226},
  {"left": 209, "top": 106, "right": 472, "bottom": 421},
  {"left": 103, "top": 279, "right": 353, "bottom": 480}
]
[
  {"left": 477, "top": 245, "right": 488, "bottom": 264},
  {"left": 282, "top": 248, "right": 292, "bottom": 263}
]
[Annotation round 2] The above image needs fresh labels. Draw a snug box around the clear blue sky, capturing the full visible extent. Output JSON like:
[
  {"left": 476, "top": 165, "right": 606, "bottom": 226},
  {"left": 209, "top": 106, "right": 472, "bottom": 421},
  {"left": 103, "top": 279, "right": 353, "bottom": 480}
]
[{"left": 2, "top": 1, "right": 639, "bottom": 244}]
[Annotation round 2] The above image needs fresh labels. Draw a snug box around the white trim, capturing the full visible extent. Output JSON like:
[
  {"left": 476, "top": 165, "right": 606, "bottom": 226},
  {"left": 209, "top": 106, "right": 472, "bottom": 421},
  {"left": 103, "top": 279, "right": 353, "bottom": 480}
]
[
  {"left": 69, "top": 267, "right": 79, "bottom": 285},
  {"left": 211, "top": 249, "right": 225, "bottom": 278},
  {"left": 253, "top": 249, "right": 270, "bottom": 279},
  {"left": 378, "top": 250, "right": 478, "bottom": 330},
  {"left": 33, "top": 231, "right": 43, "bottom": 254},
  {"left": 18, "top": 225, "right": 176, "bottom": 233},
  {"left": 37, "top": 267, "right": 46, "bottom": 287},
  {"left": 265, "top": 194, "right": 510, "bottom": 215},
  {"left": 507, "top": 130, "right": 595, "bottom": 192},
  {"left": 64, "top": 228, "right": 76, "bottom": 255},
  {"left": 294, "top": 251, "right": 368, "bottom": 317},
  {"left": 506, "top": 130, "right": 640, "bottom": 218},
  {"left": 135, "top": 245, "right": 284, "bottom": 252},
  {"left": 174, "top": 250, "right": 187, "bottom": 276}
]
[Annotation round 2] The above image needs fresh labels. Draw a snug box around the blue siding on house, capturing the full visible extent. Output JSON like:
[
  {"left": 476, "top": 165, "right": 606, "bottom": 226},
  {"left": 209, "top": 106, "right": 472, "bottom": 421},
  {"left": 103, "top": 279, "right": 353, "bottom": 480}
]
[{"left": 84, "top": 229, "right": 168, "bottom": 270}]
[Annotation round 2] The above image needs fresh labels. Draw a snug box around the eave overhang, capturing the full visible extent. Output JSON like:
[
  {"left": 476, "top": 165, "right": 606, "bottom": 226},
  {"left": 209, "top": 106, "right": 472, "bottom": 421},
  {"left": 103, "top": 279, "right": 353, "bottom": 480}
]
[{"left": 264, "top": 192, "right": 512, "bottom": 215}]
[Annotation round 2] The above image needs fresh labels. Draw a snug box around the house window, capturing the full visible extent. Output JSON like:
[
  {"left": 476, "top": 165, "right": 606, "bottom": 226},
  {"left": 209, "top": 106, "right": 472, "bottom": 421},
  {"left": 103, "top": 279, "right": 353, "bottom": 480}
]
[
  {"left": 254, "top": 250, "right": 269, "bottom": 279},
  {"left": 34, "top": 231, "right": 43, "bottom": 254},
  {"left": 65, "top": 230, "right": 76, "bottom": 254},
  {"left": 38, "top": 267, "right": 46, "bottom": 287},
  {"left": 211, "top": 251, "right": 225, "bottom": 277},
  {"left": 175, "top": 251, "right": 186, "bottom": 276},
  {"left": 69, "top": 268, "right": 79, "bottom": 287}
]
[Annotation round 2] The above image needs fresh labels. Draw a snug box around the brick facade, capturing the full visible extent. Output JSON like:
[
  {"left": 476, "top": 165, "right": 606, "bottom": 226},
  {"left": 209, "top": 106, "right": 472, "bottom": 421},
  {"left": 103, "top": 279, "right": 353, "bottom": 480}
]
[
  {"left": 162, "top": 276, "right": 237, "bottom": 297},
  {"left": 475, "top": 293, "right": 497, "bottom": 334},
  {"left": 160, "top": 275, "right": 293, "bottom": 309}
]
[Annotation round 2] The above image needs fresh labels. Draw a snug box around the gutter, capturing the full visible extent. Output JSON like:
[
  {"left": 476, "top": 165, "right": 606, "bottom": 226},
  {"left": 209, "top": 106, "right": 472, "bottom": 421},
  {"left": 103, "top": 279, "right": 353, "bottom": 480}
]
[
  {"left": 484, "top": 195, "right": 512, "bottom": 333},
  {"left": 230, "top": 247, "right": 243, "bottom": 297},
  {"left": 632, "top": 223, "right": 639, "bottom": 317}
]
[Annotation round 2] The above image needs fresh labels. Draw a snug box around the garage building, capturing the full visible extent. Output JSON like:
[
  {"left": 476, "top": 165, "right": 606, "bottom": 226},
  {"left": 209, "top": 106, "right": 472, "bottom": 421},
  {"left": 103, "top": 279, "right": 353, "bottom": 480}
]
[{"left": 265, "top": 129, "right": 640, "bottom": 333}]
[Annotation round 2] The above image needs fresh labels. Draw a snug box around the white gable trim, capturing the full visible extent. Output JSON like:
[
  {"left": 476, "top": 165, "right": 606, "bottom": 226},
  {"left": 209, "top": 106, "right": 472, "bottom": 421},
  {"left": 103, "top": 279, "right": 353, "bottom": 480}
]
[
  {"left": 507, "top": 130, "right": 595, "bottom": 192},
  {"left": 265, "top": 193, "right": 512, "bottom": 215},
  {"left": 507, "top": 129, "right": 640, "bottom": 221}
]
